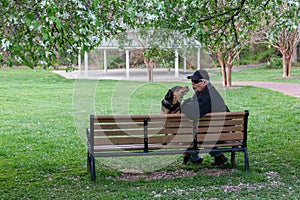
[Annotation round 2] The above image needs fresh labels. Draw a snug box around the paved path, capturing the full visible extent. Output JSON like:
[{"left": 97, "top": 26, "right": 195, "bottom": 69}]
[{"left": 233, "top": 82, "right": 300, "bottom": 98}]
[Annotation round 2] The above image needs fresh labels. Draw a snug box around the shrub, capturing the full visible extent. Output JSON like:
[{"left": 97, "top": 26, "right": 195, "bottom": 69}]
[
  {"left": 238, "top": 43, "right": 280, "bottom": 65},
  {"left": 266, "top": 56, "right": 282, "bottom": 69}
]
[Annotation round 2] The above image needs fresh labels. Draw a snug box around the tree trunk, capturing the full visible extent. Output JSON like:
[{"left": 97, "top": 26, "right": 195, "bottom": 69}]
[
  {"left": 226, "top": 64, "right": 233, "bottom": 87},
  {"left": 54, "top": 52, "right": 60, "bottom": 70},
  {"left": 144, "top": 57, "right": 156, "bottom": 82},
  {"left": 278, "top": 29, "right": 296, "bottom": 77},
  {"left": 282, "top": 52, "right": 292, "bottom": 77},
  {"left": 226, "top": 54, "right": 234, "bottom": 87},
  {"left": 216, "top": 53, "right": 227, "bottom": 87}
]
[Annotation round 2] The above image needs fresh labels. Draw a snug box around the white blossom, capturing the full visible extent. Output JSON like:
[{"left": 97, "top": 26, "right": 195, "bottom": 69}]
[
  {"left": 145, "top": 2, "right": 153, "bottom": 7},
  {"left": 1, "top": 39, "right": 11, "bottom": 51},
  {"left": 77, "top": 2, "right": 85, "bottom": 9},
  {"left": 89, "top": 36, "right": 99, "bottom": 43},
  {"left": 88, "top": 11, "right": 96, "bottom": 26},
  {"left": 45, "top": 51, "right": 51, "bottom": 58},
  {"left": 61, "top": 11, "right": 70, "bottom": 19},
  {"left": 15, "top": 56, "right": 22, "bottom": 63},
  {"left": 67, "top": 49, "right": 73, "bottom": 54},
  {"left": 145, "top": 14, "right": 158, "bottom": 20},
  {"left": 39, "top": 60, "right": 47, "bottom": 66},
  {"left": 40, "top": 0, "right": 47, "bottom": 8}
]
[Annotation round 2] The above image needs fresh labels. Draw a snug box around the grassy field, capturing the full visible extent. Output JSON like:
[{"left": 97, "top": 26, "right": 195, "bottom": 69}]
[
  {"left": 232, "top": 65, "right": 300, "bottom": 83},
  {"left": 0, "top": 67, "right": 299, "bottom": 199}
]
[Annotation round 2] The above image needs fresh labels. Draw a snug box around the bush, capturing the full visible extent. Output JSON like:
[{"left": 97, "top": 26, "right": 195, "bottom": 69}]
[
  {"left": 266, "top": 56, "right": 282, "bottom": 69},
  {"left": 238, "top": 43, "right": 280, "bottom": 65}
]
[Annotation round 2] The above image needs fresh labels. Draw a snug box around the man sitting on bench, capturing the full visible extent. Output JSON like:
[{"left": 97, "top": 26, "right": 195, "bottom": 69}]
[{"left": 182, "top": 69, "right": 230, "bottom": 165}]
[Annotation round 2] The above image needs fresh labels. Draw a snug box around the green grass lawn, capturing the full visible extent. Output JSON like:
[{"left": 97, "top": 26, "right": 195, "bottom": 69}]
[
  {"left": 0, "top": 67, "right": 299, "bottom": 199},
  {"left": 232, "top": 65, "right": 300, "bottom": 83}
]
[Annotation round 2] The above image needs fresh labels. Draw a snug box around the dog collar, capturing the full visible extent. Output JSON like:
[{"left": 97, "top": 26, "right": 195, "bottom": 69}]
[{"left": 162, "top": 100, "right": 181, "bottom": 112}]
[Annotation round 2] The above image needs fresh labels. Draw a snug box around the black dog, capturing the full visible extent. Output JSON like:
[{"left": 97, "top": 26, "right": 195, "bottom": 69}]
[{"left": 161, "top": 86, "right": 190, "bottom": 114}]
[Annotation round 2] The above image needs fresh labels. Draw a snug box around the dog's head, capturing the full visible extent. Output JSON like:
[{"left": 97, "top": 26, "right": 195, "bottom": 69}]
[{"left": 164, "top": 86, "right": 190, "bottom": 105}]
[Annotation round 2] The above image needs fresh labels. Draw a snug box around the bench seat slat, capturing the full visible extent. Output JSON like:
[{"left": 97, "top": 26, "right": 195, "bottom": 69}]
[{"left": 93, "top": 141, "right": 244, "bottom": 152}]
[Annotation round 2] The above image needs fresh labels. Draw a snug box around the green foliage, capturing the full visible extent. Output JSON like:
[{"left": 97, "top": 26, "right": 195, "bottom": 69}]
[
  {"left": 0, "top": 0, "right": 124, "bottom": 67},
  {"left": 238, "top": 44, "right": 280, "bottom": 65},
  {"left": 0, "top": 1, "right": 281, "bottom": 69},
  {"left": 266, "top": 56, "right": 283, "bottom": 69}
]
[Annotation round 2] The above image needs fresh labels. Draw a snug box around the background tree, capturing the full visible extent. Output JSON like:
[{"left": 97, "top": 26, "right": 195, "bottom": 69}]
[
  {"left": 1, "top": 0, "right": 278, "bottom": 87},
  {"left": 254, "top": 0, "right": 300, "bottom": 77},
  {"left": 121, "top": 0, "right": 269, "bottom": 84},
  {"left": 0, "top": 0, "right": 124, "bottom": 67},
  {"left": 202, "top": 1, "right": 258, "bottom": 87}
]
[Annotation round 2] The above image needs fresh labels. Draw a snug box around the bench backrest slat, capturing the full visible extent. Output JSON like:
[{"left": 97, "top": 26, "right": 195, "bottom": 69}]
[
  {"left": 93, "top": 127, "right": 194, "bottom": 136},
  {"left": 94, "top": 137, "right": 144, "bottom": 145},
  {"left": 198, "top": 119, "right": 244, "bottom": 127},
  {"left": 197, "top": 126, "right": 244, "bottom": 133},
  {"left": 197, "top": 132, "right": 244, "bottom": 142}
]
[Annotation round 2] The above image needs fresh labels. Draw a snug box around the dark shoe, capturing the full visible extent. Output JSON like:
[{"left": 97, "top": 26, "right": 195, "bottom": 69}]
[
  {"left": 183, "top": 154, "right": 190, "bottom": 164},
  {"left": 191, "top": 157, "right": 203, "bottom": 164},
  {"left": 211, "top": 154, "right": 228, "bottom": 166}
]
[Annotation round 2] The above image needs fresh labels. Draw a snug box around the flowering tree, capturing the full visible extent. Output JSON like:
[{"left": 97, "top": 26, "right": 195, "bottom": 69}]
[
  {"left": 254, "top": 0, "right": 300, "bottom": 77},
  {"left": 121, "top": 0, "right": 266, "bottom": 84},
  {"left": 202, "top": 0, "right": 258, "bottom": 87},
  {"left": 0, "top": 0, "right": 124, "bottom": 67},
  {"left": 1, "top": 0, "right": 284, "bottom": 86}
]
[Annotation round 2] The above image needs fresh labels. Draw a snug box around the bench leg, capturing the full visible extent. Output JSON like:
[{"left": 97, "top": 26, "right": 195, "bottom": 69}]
[
  {"left": 230, "top": 151, "right": 236, "bottom": 165},
  {"left": 90, "top": 154, "right": 96, "bottom": 181},
  {"left": 244, "top": 148, "right": 250, "bottom": 171},
  {"left": 87, "top": 151, "right": 91, "bottom": 173},
  {"left": 87, "top": 152, "right": 96, "bottom": 181}
]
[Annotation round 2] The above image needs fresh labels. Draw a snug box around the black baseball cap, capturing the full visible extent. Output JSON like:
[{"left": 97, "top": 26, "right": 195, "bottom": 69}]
[{"left": 187, "top": 69, "right": 210, "bottom": 81}]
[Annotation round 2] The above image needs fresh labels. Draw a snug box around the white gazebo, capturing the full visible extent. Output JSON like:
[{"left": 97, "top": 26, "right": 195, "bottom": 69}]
[{"left": 78, "top": 37, "right": 202, "bottom": 79}]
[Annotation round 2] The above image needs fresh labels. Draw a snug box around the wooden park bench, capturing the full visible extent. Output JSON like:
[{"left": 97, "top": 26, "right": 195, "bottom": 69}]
[{"left": 86, "top": 110, "right": 249, "bottom": 181}]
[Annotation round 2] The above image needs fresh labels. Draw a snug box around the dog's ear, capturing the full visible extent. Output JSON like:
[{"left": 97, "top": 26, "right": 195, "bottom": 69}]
[{"left": 165, "top": 89, "right": 173, "bottom": 101}]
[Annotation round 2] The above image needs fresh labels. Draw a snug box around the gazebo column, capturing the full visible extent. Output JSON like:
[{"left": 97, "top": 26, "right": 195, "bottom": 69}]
[
  {"left": 197, "top": 48, "right": 201, "bottom": 70},
  {"left": 103, "top": 50, "right": 107, "bottom": 72},
  {"left": 84, "top": 51, "right": 88, "bottom": 77},
  {"left": 78, "top": 48, "right": 81, "bottom": 72},
  {"left": 183, "top": 47, "right": 187, "bottom": 73},
  {"left": 126, "top": 49, "right": 130, "bottom": 79},
  {"left": 175, "top": 49, "right": 179, "bottom": 78}
]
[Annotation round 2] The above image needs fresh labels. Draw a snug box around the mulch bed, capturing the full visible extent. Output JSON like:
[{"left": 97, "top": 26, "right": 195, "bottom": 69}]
[{"left": 113, "top": 168, "right": 238, "bottom": 181}]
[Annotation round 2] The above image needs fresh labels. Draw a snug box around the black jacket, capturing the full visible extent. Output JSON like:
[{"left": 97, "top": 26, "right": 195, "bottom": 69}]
[{"left": 182, "top": 84, "right": 229, "bottom": 119}]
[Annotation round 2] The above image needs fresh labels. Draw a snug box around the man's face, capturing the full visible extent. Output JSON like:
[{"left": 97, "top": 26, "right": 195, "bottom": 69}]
[{"left": 191, "top": 79, "right": 208, "bottom": 93}]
